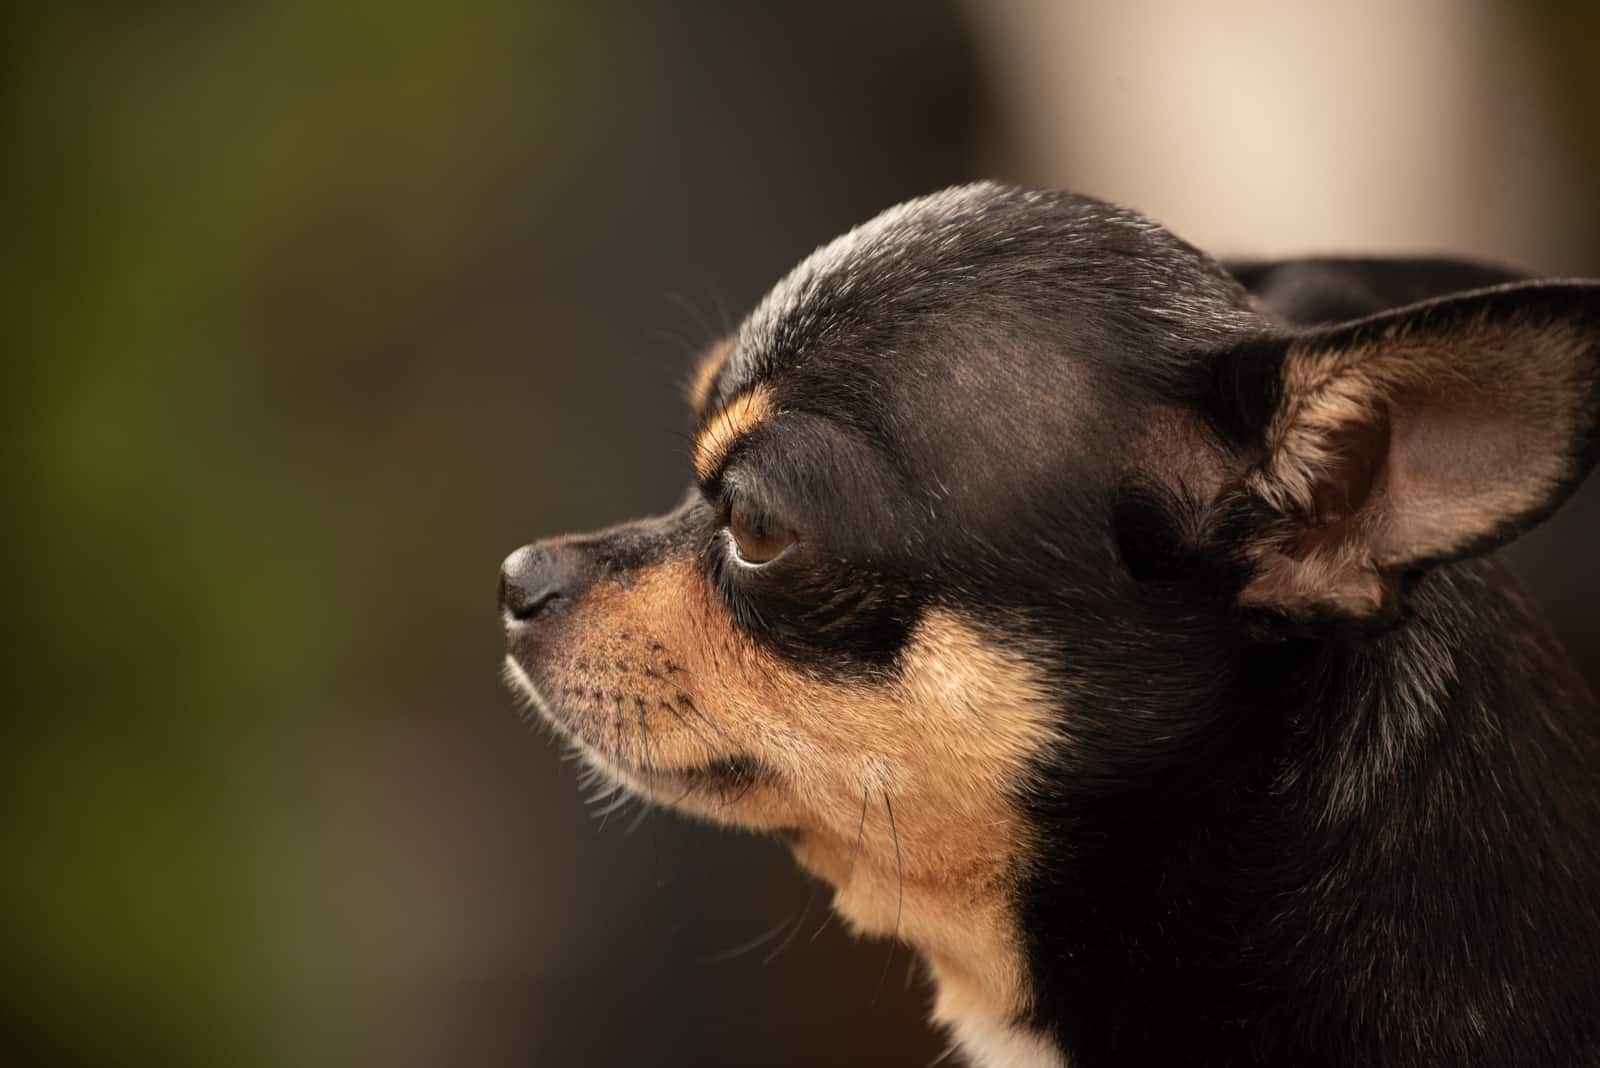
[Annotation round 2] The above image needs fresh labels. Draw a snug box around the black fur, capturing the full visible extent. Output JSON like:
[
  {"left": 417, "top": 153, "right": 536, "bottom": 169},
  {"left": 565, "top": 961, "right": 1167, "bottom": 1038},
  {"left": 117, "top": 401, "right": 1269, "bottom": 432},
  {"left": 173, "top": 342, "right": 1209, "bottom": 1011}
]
[
  {"left": 1014, "top": 253, "right": 1600, "bottom": 1066},
  {"left": 505, "top": 183, "right": 1600, "bottom": 1066},
  {"left": 1224, "top": 256, "right": 1526, "bottom": 327}
]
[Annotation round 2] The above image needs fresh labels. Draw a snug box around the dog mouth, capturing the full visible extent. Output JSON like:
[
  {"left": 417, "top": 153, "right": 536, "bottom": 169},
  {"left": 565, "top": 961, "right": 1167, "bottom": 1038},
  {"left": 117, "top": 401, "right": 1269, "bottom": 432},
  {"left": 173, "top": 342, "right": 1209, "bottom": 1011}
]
[
  {"left": 502, "top": 653, "right": 772, "bottom": 797},
  {"left": 634, "top": 753, "right": 769, "bottom": 791},
  {"left": 593, "top": 743, "right": 776, "bottom": 806}
]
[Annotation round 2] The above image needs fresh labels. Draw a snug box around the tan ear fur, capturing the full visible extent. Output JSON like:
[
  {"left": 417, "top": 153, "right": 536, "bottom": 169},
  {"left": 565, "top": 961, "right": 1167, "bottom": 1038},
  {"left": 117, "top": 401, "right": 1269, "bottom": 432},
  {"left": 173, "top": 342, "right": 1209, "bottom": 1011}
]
[{"left": 1239, "top": 283, "right": 1600, "bottom": 620}]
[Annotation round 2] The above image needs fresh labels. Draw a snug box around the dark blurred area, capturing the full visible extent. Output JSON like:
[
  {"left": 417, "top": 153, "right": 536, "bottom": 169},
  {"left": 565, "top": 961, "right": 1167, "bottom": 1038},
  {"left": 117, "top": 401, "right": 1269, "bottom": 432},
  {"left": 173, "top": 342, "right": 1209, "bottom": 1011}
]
[{"left": 5, "top": 3, "right": 1597, "bottom": 1066}]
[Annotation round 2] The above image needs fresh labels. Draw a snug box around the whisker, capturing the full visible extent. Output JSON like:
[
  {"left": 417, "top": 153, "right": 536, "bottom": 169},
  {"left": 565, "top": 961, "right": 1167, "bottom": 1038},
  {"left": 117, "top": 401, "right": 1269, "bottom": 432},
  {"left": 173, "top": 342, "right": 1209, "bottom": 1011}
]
[
  {"left": 885, "top": 791, "right": 905, "bottom": 940},
  {"left": 643, "top": 325, "right": 701, "bottom": 358},
  {"left": 592, "top": 790, "right": 636, "bottom": 820},
  {"left": 583, "top": 778, "right": 622, "bottom": 807},
  {"left": 596, "top": 748, "right": 625, "bottom": 834},
  {"left": 655, "top": 661, "right": 761, "bottom": 766},
  {"left": 664, "top": 290, "right": 718, "bottom": 347},
  {"left": 718, "top": 768, "right": 759, "bottom": 810},
  {"left": 649, "top": 659, "right": 736, "bottom": 696},
  {"left": 642, "top": 646, "right": 761, "bottom": 808},
  {"left": 622, "top": 799, "right": 652, "bottom": 835},
  {"left": 614, "top": 695, "right": 628, "bottom": 765},
  {"left": 702, "top": 277, "right": 732, "bottom": 336},
  {"left": 871, "top": 789, "right": 905, "bottom": 1005},
  {"left": 663, "top": 428, "right": 698, "bottom": 455},
  {"left": 701, "top": 913, "right": 796, "bottom": 964},
  {"left": 761, "top": 879, "right": 821, "bottom": 966},
  {"left": 674, "top": 691, "right": 742, "bottom": 754},
  {"left": 814, "top": 784, "right": 870, "bottom": 940},
  {"left": 656, "top": 699, "right": 722, "bottom": 763},
  {"left": 624, "top": 701, "right": 657, "bottom": 836},
  {"left": 847, "top": 786, "right": 873, "bottom": 888},
  {"left": 666, "top": 781, "right": 701, "bottom": 807},
  {"left": 636, "top": 698, "right": 655, "bottom": 774}
]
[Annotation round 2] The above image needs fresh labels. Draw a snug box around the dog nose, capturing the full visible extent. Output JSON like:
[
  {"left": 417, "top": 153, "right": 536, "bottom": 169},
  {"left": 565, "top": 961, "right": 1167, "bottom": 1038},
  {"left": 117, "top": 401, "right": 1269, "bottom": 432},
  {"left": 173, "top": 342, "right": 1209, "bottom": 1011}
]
[{"left": 500, "top": 543, "right": 584, "bottom": 623}]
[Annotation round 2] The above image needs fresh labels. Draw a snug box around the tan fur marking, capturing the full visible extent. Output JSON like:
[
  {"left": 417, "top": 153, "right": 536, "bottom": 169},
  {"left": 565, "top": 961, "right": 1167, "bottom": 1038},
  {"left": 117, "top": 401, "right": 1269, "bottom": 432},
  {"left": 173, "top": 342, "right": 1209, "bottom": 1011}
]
[
  {"left": 516, "top": 552, "right": 1059, "bottom": 1030},
  {"left": 1244, "top": 313, "right": 1593, "bottom": 614},
  {"left": 686, "top": 336, "right": 733, "bottom": 414},
  {"left": 692, "top": 386, "right": 774, "bottom": 480},
  {"left": 1254, "top": 315, "right": 1588, "bottom": 555}
]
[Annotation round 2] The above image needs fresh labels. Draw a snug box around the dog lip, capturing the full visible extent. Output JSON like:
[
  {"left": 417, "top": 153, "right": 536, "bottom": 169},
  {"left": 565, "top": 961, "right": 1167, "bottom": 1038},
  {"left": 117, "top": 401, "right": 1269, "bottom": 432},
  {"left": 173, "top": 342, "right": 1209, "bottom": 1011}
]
[
  {"left": 502, "top": 619, "right": 554, "bottom": 663},
  {"left": 500, "top": 653, "right": 769, "bottom": 791},
  {"left": 638, "top": 753, "right": 770, "bottom": 789}
]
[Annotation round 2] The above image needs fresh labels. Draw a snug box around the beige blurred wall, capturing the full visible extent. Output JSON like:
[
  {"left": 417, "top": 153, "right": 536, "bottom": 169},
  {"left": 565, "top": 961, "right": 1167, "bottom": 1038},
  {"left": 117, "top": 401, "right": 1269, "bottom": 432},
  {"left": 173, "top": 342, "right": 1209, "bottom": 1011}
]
[{"left": 967, "top": 0, "right": 1596, "bottom": 272}]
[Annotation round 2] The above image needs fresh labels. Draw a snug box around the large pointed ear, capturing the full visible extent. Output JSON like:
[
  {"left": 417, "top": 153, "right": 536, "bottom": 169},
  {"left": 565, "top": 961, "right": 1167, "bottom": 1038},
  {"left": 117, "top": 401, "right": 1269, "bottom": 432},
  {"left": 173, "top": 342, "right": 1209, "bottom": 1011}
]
[{"left": 1212, "top": 281, "right": 1600, "bottom": 623}]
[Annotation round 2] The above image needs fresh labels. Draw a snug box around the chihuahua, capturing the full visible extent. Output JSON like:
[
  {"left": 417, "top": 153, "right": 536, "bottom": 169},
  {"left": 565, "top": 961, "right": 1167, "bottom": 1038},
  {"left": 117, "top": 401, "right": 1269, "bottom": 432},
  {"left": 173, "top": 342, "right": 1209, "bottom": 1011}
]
[{"left": 500, "top": 183, "right": 1600, "bottom": 1067}]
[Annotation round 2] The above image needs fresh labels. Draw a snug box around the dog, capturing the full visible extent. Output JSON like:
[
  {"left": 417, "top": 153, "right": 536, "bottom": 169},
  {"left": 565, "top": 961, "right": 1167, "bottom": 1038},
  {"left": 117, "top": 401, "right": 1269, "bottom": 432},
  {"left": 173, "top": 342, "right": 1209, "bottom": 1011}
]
[{"left": 500, "top": 183, "right": 1600, "bottom": 1067}]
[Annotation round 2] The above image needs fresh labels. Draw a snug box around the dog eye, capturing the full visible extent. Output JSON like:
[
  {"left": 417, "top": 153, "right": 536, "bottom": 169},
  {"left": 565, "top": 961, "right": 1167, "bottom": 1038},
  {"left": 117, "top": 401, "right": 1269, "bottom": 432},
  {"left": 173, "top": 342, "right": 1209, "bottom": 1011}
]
[{"left": 728, "top": 499, "right": 795, "bottom": 565}]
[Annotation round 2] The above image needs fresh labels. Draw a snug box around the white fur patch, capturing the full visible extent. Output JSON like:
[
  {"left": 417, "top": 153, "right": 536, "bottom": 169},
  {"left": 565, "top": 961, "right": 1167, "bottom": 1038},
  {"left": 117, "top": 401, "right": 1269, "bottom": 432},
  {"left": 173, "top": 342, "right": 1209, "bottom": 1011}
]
[{"left": 945, "top": 1012, "right": 1070, "bottom": 1068}]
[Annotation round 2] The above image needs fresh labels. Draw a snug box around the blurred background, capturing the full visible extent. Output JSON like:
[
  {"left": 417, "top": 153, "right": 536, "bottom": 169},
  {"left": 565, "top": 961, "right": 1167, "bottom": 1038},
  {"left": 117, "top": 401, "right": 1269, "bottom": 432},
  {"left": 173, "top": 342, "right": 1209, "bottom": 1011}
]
[{"left": 6, "top": 2, "right": 1598, "bottom": 1065}]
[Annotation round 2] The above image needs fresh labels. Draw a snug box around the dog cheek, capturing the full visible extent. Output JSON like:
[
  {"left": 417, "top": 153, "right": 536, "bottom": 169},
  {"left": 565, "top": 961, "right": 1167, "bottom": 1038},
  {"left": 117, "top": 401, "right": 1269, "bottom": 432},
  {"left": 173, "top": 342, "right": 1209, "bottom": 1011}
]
[
  {"left": 556, "top": 555, "right": 800, "bottom": 789},
  {"left": 565, "top": 560, "right": 1065, "bottom": 1023},
  {"left": 785, "top": 611, "right": 1064, "bottom": 1026}
]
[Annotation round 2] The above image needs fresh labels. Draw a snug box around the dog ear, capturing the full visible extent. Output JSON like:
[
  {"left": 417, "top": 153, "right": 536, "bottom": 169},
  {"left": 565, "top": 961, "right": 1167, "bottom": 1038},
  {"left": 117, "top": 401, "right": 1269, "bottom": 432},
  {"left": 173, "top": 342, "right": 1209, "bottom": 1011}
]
[
  {"left": 1212, "top": 282, "right": 1600, "bottom": 623},
  {"left": 1226, "top": 255, "right": 1526, "bottom": 327}
]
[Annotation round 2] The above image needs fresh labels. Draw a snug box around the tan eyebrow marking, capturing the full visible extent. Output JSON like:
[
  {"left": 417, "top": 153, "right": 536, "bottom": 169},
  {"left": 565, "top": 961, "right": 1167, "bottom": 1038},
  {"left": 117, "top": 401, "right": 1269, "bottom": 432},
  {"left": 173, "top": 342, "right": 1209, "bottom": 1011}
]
[
  {"left": 692, "top": 385, "right": 774, "bottom": 480},
  {"left": 686, "top": 336, "right": 734, "bottom": 414}
]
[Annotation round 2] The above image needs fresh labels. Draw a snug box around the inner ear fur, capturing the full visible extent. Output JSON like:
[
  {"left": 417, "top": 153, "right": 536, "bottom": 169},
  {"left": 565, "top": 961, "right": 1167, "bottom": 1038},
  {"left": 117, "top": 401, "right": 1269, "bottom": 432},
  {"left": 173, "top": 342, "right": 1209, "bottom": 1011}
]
[{"left": 1219, "top": 281, "right": 1600, "bottom": 622}]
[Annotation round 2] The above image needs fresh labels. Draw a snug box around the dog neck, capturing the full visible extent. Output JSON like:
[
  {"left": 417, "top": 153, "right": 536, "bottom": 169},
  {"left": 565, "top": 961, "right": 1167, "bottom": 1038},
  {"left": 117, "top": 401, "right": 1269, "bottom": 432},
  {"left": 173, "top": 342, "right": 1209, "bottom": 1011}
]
[
  {"left": 789, "top": 812, "right": 1068, "bottom": 1067},
  {"left": 1019, "top": 557, "right": 1600, "bottom": 1065}
]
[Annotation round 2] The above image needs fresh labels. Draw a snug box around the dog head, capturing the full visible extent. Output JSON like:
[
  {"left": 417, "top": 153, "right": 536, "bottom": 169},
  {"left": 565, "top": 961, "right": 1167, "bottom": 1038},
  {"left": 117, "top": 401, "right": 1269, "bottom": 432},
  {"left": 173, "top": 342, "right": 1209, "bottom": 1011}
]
[{"left": 500, "top": 182, "right": 1600, "bottom": 1029}]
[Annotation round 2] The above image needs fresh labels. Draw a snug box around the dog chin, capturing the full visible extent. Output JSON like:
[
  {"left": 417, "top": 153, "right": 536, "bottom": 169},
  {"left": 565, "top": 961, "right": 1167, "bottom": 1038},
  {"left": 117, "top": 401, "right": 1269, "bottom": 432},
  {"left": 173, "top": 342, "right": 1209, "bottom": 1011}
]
[
  {"left": 500, "top": 653, "right": 781, "bottom": 824},
  {"left": 502, "top": 654, "right": 603, "bottom": 753},
  {"left": 499, "top": 654, "right": 677, "bottom": 789}
]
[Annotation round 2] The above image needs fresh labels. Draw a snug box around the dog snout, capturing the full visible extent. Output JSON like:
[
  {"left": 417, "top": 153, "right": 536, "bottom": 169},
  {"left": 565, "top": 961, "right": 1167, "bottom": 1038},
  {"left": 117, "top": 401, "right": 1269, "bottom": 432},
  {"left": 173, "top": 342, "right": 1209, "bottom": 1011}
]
[{"left": 500, "top": 543, "right": 586, "bottom": 624}]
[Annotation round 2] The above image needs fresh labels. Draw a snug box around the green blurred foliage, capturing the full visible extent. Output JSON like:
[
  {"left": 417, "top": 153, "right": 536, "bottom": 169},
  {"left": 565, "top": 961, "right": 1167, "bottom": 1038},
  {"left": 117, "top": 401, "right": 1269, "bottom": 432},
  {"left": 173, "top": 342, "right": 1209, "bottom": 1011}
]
[{"left": 2, "top": 4, "right": 599, "bottom": 1065}]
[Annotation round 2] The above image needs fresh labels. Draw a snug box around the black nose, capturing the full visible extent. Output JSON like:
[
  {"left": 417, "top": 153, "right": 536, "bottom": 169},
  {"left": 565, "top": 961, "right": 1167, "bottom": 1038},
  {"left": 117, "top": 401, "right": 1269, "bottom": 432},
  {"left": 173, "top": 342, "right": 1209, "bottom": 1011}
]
[{"left": 499, "top": 543, "right": 584, "bottom": 623}]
